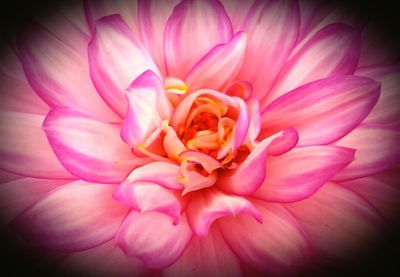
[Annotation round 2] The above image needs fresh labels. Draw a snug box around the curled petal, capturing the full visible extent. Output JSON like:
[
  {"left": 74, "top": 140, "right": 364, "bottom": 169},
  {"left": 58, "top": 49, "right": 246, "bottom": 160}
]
[
  {"left": 113, "top": 181, "right": 181, "bottom": 224},
  {"left": 88, "top": 15, "right": 159, "bottom": 116},
  {"left": 125, "top": 162, "right": 183, "bottom": 190},
  {"left": 224, "top": 81, "right": 253, "bottom": 100},
  {"left": 219, "top": 201, "right": 311, "bottom": 274},
  {"left": 180, "top": 162, "right": 217, "bottom": 195},
  {"left": 11, "top": 181, "right": 128, "bottom": 252},
  {"left": 244, "top": 98, "right": 261, "bottom": 147},
  {"left": 164, "top": 127, "right": 187, "bottom": 161},
  {"left": 333, "top": 125, "right": 400, "bottom": 180},
  {"left": 185, "top": 31, "right": 247, "bottom": 91},
  {"left": 164, "top": 0, "right": 233, "bottom": 78},
  {"left": 115, "top": 211, "right": 192, "bottom": 269},
  {"left": 43, "top": 108, "right": 143, "bottom": 183},
  {"left": 180, "top": 151, "right": 222, "bottom": 174},
  {"left": 261, "top": 76, "right": 380, "bottom": 146},
  {"left": 186, "top": 188, "right": 262, "bottom": 237},
  {"left": 253, "top": 146, "right": 355, "bottom": 202},
  {"left": 218, "top": 129, "right": 298, "bottom": 195}
]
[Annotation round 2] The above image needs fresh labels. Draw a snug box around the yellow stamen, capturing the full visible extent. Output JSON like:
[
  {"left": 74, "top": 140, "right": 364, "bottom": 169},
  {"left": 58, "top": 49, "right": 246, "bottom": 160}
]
[{"left": 164, "top": 77, "right": 189, "bottom": 94}]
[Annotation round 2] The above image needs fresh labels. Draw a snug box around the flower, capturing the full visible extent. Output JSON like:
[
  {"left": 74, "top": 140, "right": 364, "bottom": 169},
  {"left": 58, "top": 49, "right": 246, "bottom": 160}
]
[{"left": 0, "top": 0, "right": 399, "bottom": 275}]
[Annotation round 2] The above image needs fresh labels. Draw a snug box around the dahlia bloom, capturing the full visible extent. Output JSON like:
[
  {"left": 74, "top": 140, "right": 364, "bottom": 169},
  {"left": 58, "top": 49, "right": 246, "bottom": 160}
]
[{"left": 0, "top": 0, "right": 399, "bottom": 275}]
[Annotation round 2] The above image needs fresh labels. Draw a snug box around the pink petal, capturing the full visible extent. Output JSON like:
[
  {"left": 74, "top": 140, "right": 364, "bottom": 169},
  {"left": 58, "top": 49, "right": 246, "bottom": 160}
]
[
  {"left": 0, "top": 170, "right": 20, "bottom": 183},
  {"left": 163, "top": 225, "right": 241, "bottom": 277},
  {"left": 185, "top": 31, "right": 247, "bottom": 91},
  {"left": 43, "top": 108, "right": 143, "bottom": 184},
  {"left": 237, "top": 0, "right": 300, "bottom": 100},
  {"left": 16, "top": 22, "right": 119, "bottom": 122},
  {"left": 0, "top": 72, "right": 49, "bottom": 115},
  {"left": 263, "top": 23, "right": 361, "bottom": 107},
  {"left": 224, "top": 81, "right": 253, "bottom": 100},
  {"left": 113, "top": 181, "right": 181, "bottom": 224},
  {"left": 356, "top": 65, "right": 400, "bottom": 128},
  {"left": 261, "top": 76, "right": 380, "bottom": 146},
  {"left": 232, "top": 97, "right": 250, "bottom": 151},
  {"left": 121, "top": 70, "right": 171, "bottom": 146},
  {"left": 244, "top": 98, "right": 261, "bottom": 147},
  {"left": 115, "top": 211, "right": 192, "bottom": 269},
  {"left": 218, "top": 129, "right": 298, "bottom": 195},
  {"left": 219, "top": 200, "right": 311, "bottom": 274},
  {"left": 0, "top": 111, "right": 74, "bottom": 179},
  {"left": 180, "top": 163, "right": 217, "bottom": 195},
  {"left": 180, "top": 151, "right": 222, "bottom": 174},
  {"left": 340, "top": 177, "right": 400, "bottom": 223},
  {"left": 219, "top": 0, "right": 255, "bottom": 30},
  {"left": 11, "top": 181, "right": 128, "bottom": 252},
  {"left": 137, "top": 0, "right": 180, "bottom": 75},
  {"left": 286, "top": 182, "right": 384, "bottom": 260},
  {"left": 186, "top": 188, "right": 262, "bottom": 237},
  {"left": 84, "top": 0, "right": 139, "bottom": 36},
  {"left": 164, "top": 0, "right": 233, "bottom": 79},
  {"left": 0, "top": 178, "right": 70, "bottom": 223},
  {"left": 253, "top": 146, "right": 355, "bottom": 202},
  {"left": 63, "top": 240, "right": 146, "bottom": 276},
  {"left": 88, "top": 15, "right": 159, "bottom": 116},
  {"left": 333, "top": 125, "right": 400, "bottom": 180},
  {"left": 124, "top": 161, "right": 183, "bottom": 190}
]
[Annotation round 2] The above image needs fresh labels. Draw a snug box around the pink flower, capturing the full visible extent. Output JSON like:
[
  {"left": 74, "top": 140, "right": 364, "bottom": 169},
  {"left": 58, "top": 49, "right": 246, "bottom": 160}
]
[{"left": 0, "top": 0, "right": 399, "bottom": 275}]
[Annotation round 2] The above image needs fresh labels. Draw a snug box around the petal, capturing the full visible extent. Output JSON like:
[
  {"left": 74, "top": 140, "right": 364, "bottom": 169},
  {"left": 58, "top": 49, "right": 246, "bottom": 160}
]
[
  {"left": 218, "top": 129, "right": 298, "bottom": 195},
  {"left": 186, "top": 188, "right": 262, "bottom": 237},
  {"left": 43, "top": 108, "right": 143, "bottom": 183},
  {"left": 333, "top": 125, "right": 400, "bottom": 180},
  {"left": 163, "top": 225, "right": 242, "bottom": 277},
  {"left": 286, "top": 183, "right": 384, "bottom": 260},
  {"left": 0, "top": 72, "right": 49, "bottom": 115},
  {"left": 237, "top": 0, "right": 300, "bottom": 100},
  {"left": 180, "top": 163, "right": 217, "bottom": 195},
  {"left": 84, "top": 0, "right": 139, "bottom": 36},
  {"left": 180, "top": 151, "right": 222, "bottom": 174},
  {"left": 232, "top": 97, "right": 250, "bottom": 151},
  {"left": 121, "top": 70, "right": 171, "bottom": 146},
  {"left": 263, "top": 23, "right": 361, "bottom": 107},
  {"left": 356, "top": 65, "right": 400, "bottom": 128},
  {"left": 63, "top": 240, "right": 146, "bottom": 276},
  {"left": 253, "top": 146, "right": 355, "bottom": 202},
  {"left": 219, "top": 201, "right": 311, "bottom": 274},
  {"left": 340, "top": 177, "right": 400, "bottom": 223},
  {"left": 114, "top": 181, "right": 181, "bottom": 224},
  {"left": 185, "top": 31, "right": 247, "bottom": 91},
  {"left": 88, "top": 15, "right": 159, "bottom": 116},
  {"left": 0, "top": 178, "right": 70, "bottom": 223},
  {"left": 244, "top": 98, "right": 261, "bottom": 147},
  {"left": 137, "top": 0, "right": 180, "bottom": 74},
  {"left": 11, "top": 181, "right": 128, "bottom": 252},
  {"left": 124, "top": 161, "right": 183, "bottom": 190},
  {"left": 16, "top": 22, "right": 119, "bottom": 122},
  {"left": 115, "top": 211, "right": 192, "bottom": 269},
  {"left": 0, "top": 111, "right": 74, "bottom": 179},
  {"left": 164, "top": 0, "right": 233, "bottom": 78},
  {"left": 261, "top": 76, "right": 380, "bottom": 146},
  {"left": 219, "top": 0, "right": 255, "bottom": 30}
]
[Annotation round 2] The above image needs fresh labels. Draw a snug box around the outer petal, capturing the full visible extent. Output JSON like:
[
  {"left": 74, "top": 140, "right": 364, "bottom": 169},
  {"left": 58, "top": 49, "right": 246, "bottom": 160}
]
[
  {"left": 113, "top": 181, "right": 181, "bottom": 224},
  {"left": 0, "top": 111, "right": 74, "bottom": 179},
  {"left": 186, "top": 188, "right": 262, "bottom": 237},
  {"left": 220, "top": 0, "right": 255, "bottom": 30},
  {"left": 260, "top": 76, "right": 380, "bottom": 146},
  {"left": 124, "top": 161, "right": 183, "bottom": 190},
  {"left": 237, "top": 0, "right": 300, "bottom": 100},
  {"left": 263, "top": 23, "right": 361, "bottom": 107},
  {"left": 218, "top": 129, "right": 298, "bottom": 195},
  {"left": 11, "top": 181, "right": 128, "bottom": 252},
  {"left": 333, "top": 125, "right": 400, "bottom": 180},
  {"left": 340, "top": 177, "right": 400, "bottom": 223},
  {"left": 286, "top": 183, "right": 384, "bottom": 260},
  {"left": 253, "top": 146, "right": 355, "bottom": 202},
  {"left": 43, "top": 108, "right": 143, "bottom": 183},
  {"left": 0, "top": 178, "right": 70, "bottom": 223},
  {"left": 115, "top": 211, "right": 192, "bottom": 269},
  {"left": 121, "top": 70, "right": 171, "bottom": 146},
  {"left": 185, "top": 31, "right": 247, "bottom": 91},
  {"left": 63, "top": 240, "right": 146, "bottom": 276},
  {"left": 88, "top": 15, "right": 159, "bottom": 116},
  {"left": 164, "top": 0, "right": 233, "bottom": 78},
  {"left": 163, "top": 225, "right": 242, "bottom": 277},
  {"left": 84, "top": 0, "right": 139, "bottom": 36},
  {"left": 16, "top": 22, "right": 119, "bottom": 122},
  {"left": 219, "top": 201, "right": 311, "bottom": 274},
  {"left": 137, "top": 0, "right": 180, "bottom": 74},
  {"left": 356, "top": 65, "right": 400, "bottom": 128}
]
